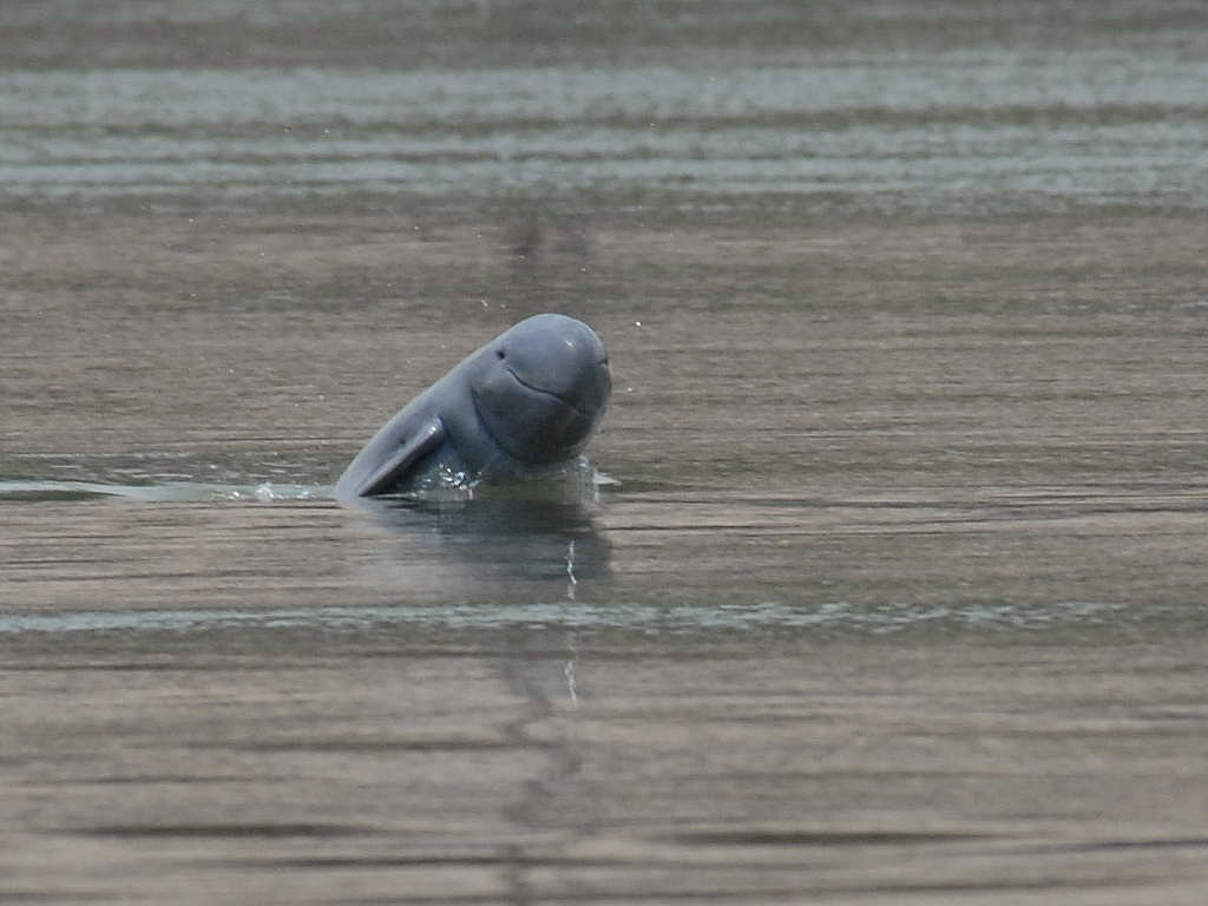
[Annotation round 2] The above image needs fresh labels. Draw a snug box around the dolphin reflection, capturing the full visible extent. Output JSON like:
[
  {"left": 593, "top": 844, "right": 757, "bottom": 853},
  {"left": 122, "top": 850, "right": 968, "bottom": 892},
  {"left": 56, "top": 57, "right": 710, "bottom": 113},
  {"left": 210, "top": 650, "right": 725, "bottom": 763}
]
[{"left": 349, "top": 491, "right": 613, "bottom": 592}]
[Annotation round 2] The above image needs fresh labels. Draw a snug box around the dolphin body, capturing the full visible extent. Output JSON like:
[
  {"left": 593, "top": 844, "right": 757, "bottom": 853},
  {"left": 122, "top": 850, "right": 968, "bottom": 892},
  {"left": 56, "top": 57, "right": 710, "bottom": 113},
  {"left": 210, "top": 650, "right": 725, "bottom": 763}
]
[{"left": 335, "top": 314, "right": 611, "bottom": 501}]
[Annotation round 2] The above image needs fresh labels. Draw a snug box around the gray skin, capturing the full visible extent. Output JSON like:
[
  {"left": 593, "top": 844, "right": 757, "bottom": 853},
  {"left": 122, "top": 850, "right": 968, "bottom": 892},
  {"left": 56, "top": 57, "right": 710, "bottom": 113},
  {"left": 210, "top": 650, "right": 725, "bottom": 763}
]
[{"left": 335, "top": 313, "right": 610, "bottom": 501}]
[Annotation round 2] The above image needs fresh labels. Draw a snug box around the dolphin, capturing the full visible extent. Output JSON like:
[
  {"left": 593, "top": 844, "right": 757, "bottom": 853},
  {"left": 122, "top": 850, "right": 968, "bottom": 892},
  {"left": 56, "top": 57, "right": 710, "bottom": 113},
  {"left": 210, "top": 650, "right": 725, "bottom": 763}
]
[{"left": 335, "top": 313, "right": 611, "bottom": 500}]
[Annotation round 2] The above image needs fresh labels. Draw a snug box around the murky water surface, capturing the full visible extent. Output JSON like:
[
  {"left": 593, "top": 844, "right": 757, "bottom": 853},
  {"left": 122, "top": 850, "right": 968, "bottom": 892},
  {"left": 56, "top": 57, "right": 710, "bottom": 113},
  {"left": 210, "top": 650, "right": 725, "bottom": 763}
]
[{"left": 3, "top": 3, "right": 1208, "bottom": 903}]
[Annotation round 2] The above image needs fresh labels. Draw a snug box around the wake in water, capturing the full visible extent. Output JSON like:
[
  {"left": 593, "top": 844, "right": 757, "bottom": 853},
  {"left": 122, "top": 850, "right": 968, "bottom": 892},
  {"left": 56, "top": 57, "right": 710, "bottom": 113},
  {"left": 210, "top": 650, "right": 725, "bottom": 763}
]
[
  {"left": 0, "top": 459, "right": 615, "bottom": 505},
  {"left": 0, "top": 479, "right": 328, "bottom": 503}
]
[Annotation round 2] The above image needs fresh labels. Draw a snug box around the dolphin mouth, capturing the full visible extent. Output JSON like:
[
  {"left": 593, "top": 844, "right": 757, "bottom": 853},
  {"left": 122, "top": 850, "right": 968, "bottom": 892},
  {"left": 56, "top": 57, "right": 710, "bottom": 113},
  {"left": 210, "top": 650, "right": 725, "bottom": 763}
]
[{"left": 505, "top": 367, "right": 590, "bottom": 418}]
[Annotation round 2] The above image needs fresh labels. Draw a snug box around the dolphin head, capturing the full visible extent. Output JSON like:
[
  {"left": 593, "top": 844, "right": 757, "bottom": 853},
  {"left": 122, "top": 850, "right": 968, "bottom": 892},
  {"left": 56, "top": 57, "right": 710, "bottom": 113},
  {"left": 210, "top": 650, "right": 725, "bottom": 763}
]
[{"left": 470, "top": 313, "right": 611, "bottom": 465}]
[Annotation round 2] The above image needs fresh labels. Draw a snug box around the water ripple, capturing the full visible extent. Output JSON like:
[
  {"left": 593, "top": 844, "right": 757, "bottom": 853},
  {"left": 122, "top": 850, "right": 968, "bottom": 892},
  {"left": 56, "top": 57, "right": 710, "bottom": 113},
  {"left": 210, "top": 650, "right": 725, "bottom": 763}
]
[{"left": 0, "top": 599, "right": 1129, "bottom": 635}]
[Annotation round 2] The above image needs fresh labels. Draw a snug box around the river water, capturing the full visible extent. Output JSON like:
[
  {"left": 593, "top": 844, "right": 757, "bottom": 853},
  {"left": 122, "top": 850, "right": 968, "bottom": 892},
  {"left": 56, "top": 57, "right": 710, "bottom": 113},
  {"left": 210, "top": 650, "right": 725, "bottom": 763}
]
[{"left": 3, "top": 2, "right": 1208, "bottom": 903}]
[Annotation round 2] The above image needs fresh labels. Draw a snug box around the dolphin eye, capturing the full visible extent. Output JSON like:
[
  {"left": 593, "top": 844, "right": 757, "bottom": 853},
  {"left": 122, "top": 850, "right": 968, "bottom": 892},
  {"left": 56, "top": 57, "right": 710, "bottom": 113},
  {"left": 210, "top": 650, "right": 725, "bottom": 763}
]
[{"left": 496, "top": 347, "right": 506, "bottom": 360}]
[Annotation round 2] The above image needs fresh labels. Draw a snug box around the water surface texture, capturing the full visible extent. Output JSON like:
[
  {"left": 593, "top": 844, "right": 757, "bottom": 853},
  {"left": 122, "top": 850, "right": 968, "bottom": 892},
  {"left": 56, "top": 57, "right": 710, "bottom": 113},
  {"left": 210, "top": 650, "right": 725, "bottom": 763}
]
[{"left": 4, "top": 3, "right": 1208, "bottom": 904}]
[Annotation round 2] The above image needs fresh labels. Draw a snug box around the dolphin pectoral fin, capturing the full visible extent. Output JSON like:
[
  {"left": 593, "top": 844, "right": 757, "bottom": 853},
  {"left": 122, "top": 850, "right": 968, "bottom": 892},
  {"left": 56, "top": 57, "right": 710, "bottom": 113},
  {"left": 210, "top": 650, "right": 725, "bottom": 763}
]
[{"left": 356, "top": 419, "right": 446, "bottom": 497}]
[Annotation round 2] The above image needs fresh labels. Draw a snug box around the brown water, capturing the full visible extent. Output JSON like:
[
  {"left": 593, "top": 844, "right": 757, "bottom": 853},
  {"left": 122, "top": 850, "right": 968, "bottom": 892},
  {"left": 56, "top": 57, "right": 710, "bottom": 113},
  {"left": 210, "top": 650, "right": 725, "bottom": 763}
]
[{"left": 4, "top": 3, "right": 1208, "bottom": 903}]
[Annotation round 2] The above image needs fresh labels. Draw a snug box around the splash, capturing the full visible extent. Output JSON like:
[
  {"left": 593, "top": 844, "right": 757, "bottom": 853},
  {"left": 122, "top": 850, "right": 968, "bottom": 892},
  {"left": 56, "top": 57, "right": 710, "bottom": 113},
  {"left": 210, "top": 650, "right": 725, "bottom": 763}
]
[
  {"left": 566, "top": 539, "right": 578, "bottom": 600},
  {"left": 360, "top": 456, "right": 611, "bottom": 507}
]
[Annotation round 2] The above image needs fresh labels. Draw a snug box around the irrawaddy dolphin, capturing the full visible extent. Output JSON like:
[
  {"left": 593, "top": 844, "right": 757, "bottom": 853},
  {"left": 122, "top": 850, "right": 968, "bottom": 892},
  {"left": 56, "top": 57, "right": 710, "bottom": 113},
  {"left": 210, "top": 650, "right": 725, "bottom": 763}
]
[{"left": 335, "top": 313, "right": 611, "bottom": 500}]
